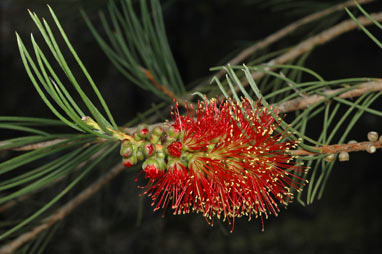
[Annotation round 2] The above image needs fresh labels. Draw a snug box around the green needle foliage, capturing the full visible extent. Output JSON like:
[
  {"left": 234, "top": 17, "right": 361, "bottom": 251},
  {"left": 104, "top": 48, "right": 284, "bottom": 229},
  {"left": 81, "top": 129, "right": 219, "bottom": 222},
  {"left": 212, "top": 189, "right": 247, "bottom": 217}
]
[
  {"left": 16, "top": 6, "right": 118, "bottom": 137},
  {"left": 82, "top": 0, "right": 185, "bottom": 101},
  {"left": 346, "top": 2, "right": 382, "bottom": 48},
  {"left": 1, "top": 5, "right": 122, "bottom": 246},
  {"left": 211, "top": 63, "right": 381, "bottom": 204},
  {"left": 0, "top": 115, "right": 119, "bottom": 240}
]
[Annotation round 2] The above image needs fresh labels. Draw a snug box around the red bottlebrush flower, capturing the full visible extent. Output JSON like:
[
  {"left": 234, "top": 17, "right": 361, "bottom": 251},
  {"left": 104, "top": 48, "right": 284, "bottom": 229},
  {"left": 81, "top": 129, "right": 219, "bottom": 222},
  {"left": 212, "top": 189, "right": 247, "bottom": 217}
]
[
  {"left": 166, "top": 141, "right": 182, "bottom": 158},
  {"left": 142, "top": 158, "right": 164, "bottom": 179},
  {"left": 141, "top": 98, "right": 305, "bottom": 231},
  {"left": 123, "top": 157, "right": 136, "bottom": 168},
  {"left": 140, "top": 128, "right": 148, "bottom": 136},
  {"left": 167, "top": 159, "right": 187, "bottom": 184},
  {"left": 124, "top": 161, "right": 134, "bottom": 168},
  {"left": 144, "top": 165, "right": 162, "bottom": 179}
]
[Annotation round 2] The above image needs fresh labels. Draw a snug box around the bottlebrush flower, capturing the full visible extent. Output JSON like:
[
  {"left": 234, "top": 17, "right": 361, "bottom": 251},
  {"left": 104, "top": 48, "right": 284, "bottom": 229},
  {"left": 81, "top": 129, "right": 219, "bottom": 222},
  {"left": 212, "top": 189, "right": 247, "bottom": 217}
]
[
  {"left": 166, "top": 141, "right": 182, "bottom": 158},
  {"left": 139, "top": 98, "right": 305, "bottom": 231}
]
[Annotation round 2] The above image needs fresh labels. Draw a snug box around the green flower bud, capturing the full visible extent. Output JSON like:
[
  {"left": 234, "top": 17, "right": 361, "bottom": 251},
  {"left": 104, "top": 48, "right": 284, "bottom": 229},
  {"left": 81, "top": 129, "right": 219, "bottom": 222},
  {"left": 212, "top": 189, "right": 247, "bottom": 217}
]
[
  {"left": 142, "top": 157, "right": 159, "bottom": 170},
  {"left": 136, "top": 150, "right": 145, "bottom": 161},
  {"left": 123, "top": 156, "right": 137, "bottom": 167},
  {"left": 133, "top": 132, "right": 142, "bottom": 141},
  {"left": 156, "top": 158, "right": 166, "bottom": 170},
  {"left": 149, "top": 134, "right": 161, "bottom": 144},
  {"left": 156, "top": 150, "right": 166, "bottom": 159},
  {"left": 167, "top": 126, "right": 180, "bottom": 139},
  {"left": 137, "top": 123, "right": 149, "bottom": 139},
  {"left": 152, "top": 126, "right": 164, "bottom": 136},
  {"left": 120, "top": 140, "right": 133, "bottom": 158}
]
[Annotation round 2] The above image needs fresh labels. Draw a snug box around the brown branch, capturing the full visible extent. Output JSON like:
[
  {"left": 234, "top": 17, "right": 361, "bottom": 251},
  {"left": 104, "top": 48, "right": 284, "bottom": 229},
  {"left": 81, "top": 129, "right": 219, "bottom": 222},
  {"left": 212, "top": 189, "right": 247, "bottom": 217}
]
[
  {"left": 6, "top": 139, "right": 67, "bottom": 151},
  {"left": 0, "top": 163, "right": 125, "bottom": 254},
  {"left": 0, "top": 195, "right": 30, "bottom": 213},
  {"left": 277, "top": 79, "right": 382, "bottom": 113},
  {"left": 291, "top": 140, "right": 382, "bottom": 156},
  {"left": 245, "top": 12, "right": 382, "bottom": 86},
  {"left": 1, "top": 80, "right": 379, "bottom": 213},
  {"left": 0, "top": 136, "right": 108, "bottom": 152},
  {"left": 2, "top": 80, "right": 380, "bottom": 153},
  {"left": 0, "top": 3, "right": 378, "bottom": 251},
  {"left": 187, "top": 0, "right": 375, "bottom": 97},
  {"left": 140, "top": 67, "right": 189, "bottom": 107},
  {"left": 212, "top": 0, "right": 374, "bottom": 81},
  {"left": 0, "top": 146, "right": 109, "bottom": 213},
  {"left": 1, "top": 102, "right": 380, "bottom": 252}
]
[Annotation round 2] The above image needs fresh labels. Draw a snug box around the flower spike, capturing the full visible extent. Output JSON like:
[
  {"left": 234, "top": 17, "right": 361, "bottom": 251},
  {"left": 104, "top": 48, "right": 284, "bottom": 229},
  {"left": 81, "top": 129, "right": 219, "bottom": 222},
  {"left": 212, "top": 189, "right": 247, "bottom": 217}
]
[{"left": 122, "top": 98, "right": 305, "bottom": 231}]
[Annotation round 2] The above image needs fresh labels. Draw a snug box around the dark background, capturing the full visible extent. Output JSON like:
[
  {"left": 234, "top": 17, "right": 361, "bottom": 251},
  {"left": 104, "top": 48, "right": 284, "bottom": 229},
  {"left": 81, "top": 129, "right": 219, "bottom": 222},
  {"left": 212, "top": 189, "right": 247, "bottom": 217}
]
[{"left": 1, "top": 0, "right": 382, "bottom": 253}]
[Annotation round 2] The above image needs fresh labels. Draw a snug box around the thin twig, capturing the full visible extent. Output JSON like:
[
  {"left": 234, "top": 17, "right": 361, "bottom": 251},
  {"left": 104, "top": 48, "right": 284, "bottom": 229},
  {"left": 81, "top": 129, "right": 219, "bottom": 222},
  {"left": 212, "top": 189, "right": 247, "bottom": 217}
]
[
  {"left": 245, "top": 12, "right": 382, "bottom": 86},
  {"left": 2, "top": 103, "right": 381, "bottom": 251},
  {"left": 277, "top": 79, "right": 382, "bottom": 113},
  {"left": 1, "top": 80, "right": 380, "bottom": 214},
  {"left": 0, "top": 163, "right": 125, "bottom": 254},
  {"left": 0, "top": 195, "right": 29, "bottom": 213},
  {"left": 2, "top": 141, "right": 380, "bottom": 252},
  {"left": 279, "top": 71, "right": 307, "bottom": 99},
  {"left": 11, "top": 139, "right": 66, "bottom": 151},
  {"left": 291, "top": 140, "right": 382, "bottom": 156},
  {"left": 141, "top": 67, "right": 189, "bottom": 107},
  {"left": 190, "top": 0, "right": 374, "bottom": 96},
  {"left": 2, "top": 80, "right": 380, "bottom": 152},
  {"left": 0, "top": 146, "right": 109, "bottom": 213}
]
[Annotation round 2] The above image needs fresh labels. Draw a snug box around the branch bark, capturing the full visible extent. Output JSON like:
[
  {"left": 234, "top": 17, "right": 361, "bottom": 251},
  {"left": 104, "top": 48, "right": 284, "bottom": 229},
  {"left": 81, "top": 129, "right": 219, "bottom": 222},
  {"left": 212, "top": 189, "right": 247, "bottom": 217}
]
[
  {"left": 1, "top": 4, "right": 380, "bottom": 249},
  {"left": 0, "top": 163, "right": 125, "bottom": 254},
  {"left": 141, "top": 67, "right": 189, "bottom": 107},
  {"left": 2, "top": 80, "right": 380, "bottom": 152},
  {"left": 2, "top": 140, "right": 380, "bottom": 253},
  {"left": 277, "top": 79, "right": 382, "bottom": 113},
  {"left": 0, "top": 146, "right": 109, "bottom": 213},
  {"left": 212, "top": 0, "right": 374, "bottom": 81},
  {"left": 244, "top": 12, "right": 382, "bottom": 87},
  {"left": 291, "top": 140, "right": 382, "bottom": 156},
  {"left": 188, "top": 0, "right": 375, "bottom": 98}
]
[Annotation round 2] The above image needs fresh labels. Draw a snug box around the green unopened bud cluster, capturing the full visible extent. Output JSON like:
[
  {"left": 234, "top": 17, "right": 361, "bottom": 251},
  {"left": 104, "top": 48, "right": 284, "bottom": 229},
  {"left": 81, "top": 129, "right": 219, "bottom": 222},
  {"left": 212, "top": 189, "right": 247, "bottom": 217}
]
[
  {"left": 120, "top": 124, "right": 161, "bottom": 167},
  {"left": 119, "top": 123, "right": 186, "bottom": 176}
]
